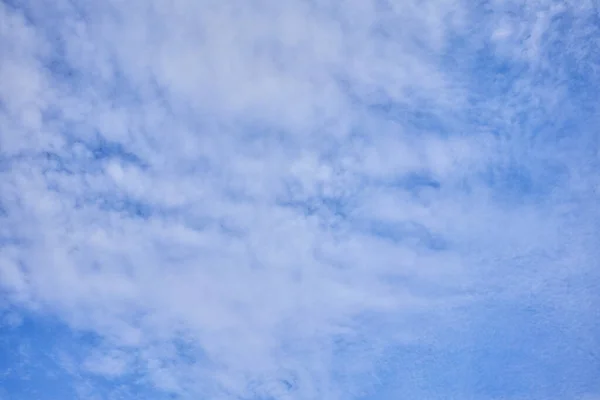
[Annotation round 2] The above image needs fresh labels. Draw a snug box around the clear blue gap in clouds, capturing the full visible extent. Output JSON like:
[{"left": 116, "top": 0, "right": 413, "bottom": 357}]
[{"left": 1, "top": 0, "right": 600, "bottom": 400}]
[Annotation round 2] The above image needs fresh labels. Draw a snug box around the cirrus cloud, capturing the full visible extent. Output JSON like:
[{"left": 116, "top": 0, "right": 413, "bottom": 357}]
[{"left": 1, "top": 0, "right": 599, "bottom": 399}]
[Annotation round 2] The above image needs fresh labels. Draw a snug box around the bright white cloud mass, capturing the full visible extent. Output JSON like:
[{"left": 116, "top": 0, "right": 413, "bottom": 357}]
[{"left": 1, "top": 0, "right": 599, "bottom": 399}]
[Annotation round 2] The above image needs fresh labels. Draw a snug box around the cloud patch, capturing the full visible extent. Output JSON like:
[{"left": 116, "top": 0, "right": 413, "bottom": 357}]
[{"left": 1, "top": 0, "right": 599, "bottom": 399}]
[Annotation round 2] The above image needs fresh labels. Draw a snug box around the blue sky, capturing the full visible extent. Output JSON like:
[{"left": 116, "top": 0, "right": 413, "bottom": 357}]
[{"left": 1, "top": 0, "right": 599, "bottom": 399}]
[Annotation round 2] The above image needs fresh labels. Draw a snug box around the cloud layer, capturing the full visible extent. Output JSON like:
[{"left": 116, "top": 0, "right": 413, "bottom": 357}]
[{"left": 1, "top": 0, "right": 599, "bottom": 399}]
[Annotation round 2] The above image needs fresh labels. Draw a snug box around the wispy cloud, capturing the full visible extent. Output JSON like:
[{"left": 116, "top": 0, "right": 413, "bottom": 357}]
[{"left": 1, "top": 0, "right": 599, "bottom": 399}]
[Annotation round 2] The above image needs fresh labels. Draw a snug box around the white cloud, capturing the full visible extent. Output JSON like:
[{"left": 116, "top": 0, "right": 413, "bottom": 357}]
[
  {"left": 1, "top": 0, "right": 598, "bottom": 399},
  {"left": 82, "top": 349, "right": 131, "bottom": 378}
]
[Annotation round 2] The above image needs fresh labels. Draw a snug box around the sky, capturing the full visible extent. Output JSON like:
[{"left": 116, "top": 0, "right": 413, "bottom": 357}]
[{"left": 1, "top": 0, "right": 599, "bottom": 399}]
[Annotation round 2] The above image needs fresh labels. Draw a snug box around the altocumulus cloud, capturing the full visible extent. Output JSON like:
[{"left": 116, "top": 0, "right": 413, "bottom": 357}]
[{"left": 1, "top": 0, "right": 599, "bottom": 399}]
